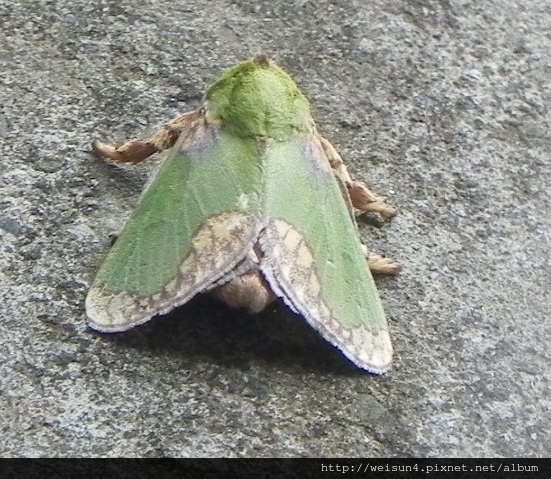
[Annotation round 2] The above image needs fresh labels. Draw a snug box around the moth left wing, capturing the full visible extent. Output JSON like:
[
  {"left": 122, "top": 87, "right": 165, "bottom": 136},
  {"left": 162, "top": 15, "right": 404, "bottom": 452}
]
[
  {"left": 86, "top": 127, "right": 262, "bottom": 332},
  {"left": 260, "top": 135, "right": 393, "bottom": 373}
]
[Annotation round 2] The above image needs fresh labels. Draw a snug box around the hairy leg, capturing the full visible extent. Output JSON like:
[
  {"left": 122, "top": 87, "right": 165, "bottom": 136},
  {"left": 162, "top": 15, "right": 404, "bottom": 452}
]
[
  {"left": 318, "top": 135, "right": 397, "bottom": 219},
  {"left": 92, "top": 109, "right": 201, "bottom": 164}
]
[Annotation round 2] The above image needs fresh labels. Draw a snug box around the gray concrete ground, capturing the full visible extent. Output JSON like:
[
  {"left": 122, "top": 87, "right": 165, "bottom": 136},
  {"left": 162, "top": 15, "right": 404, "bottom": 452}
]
[{"left": 1, "top": 0, "right": 549, "bottom": 457}]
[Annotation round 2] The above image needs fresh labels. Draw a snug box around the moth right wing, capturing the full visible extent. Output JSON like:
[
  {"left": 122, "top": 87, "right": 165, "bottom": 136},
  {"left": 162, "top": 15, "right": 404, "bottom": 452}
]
[
  {"left": 260, "top": 135, "right": 393, "bottom": 374},
  {"left": 86, "top": 126, "right": 263, "bottom": 332}
]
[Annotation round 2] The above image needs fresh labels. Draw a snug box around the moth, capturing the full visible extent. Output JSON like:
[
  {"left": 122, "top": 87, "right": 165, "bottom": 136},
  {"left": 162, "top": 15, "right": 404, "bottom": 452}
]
[{"left": 86, "top": 55, "right": 400, "bottom": 374}]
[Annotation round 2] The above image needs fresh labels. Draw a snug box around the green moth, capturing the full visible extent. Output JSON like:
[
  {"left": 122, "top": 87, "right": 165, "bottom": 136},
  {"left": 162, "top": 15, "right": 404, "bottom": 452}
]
[{"left": 86, "top": 55, "right": 400, "bottom": 374}]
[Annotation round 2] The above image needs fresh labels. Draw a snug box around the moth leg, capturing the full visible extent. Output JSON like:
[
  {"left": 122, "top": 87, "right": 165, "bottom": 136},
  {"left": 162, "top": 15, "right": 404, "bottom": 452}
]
[
  {"left": 367, "top": 253, "right": 402, "bottom": 275},
  {"left": 318, "top": 135, "right": 397, "bottom": 219},
  {"left": 92, "top": 109, "right": 199, "bottom": 164},
  {"left": 360, "top": 244, "right": 401, "bottom": 275}
]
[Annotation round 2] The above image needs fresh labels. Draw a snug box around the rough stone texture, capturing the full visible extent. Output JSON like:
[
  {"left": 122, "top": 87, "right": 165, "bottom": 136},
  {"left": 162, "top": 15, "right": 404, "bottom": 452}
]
[{"left": 1, "top": 0, "right": 549, "bottom": 458}]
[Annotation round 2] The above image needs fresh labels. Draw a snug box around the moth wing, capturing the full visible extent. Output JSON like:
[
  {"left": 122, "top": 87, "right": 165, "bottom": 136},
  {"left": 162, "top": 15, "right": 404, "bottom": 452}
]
[
  {"left": 86, "top": 127, "right": 262, "bottom": 332},
  {"left": 260, "top": 136, "right": 392, "bottom": 373}
]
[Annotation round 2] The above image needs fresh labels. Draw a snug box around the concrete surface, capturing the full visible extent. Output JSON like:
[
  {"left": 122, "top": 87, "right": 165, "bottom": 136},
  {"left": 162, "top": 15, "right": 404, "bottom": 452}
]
[{"left": 1, "top": 0, "right": 549, "bottom": 457}]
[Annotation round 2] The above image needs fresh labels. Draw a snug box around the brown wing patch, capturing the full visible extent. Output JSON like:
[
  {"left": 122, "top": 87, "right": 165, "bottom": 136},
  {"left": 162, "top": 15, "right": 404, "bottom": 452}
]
[
  {"left": 86, "top": 211, "right": 259, "bottom": 332},
  {"left": 260, "top": 219, "right": 392, "bottom": 373}
]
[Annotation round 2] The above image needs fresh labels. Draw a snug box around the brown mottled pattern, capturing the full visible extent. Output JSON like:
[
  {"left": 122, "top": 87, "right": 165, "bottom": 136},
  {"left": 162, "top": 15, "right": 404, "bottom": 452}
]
[
  {"left": 88, "top": 213, "right": 392, "bottom": 372},
  {"left": 86, "top": 211, "right": 259, "bottom": 332},
  {"left": 260, "top": 219, "right": 392, "bottom": 373}
]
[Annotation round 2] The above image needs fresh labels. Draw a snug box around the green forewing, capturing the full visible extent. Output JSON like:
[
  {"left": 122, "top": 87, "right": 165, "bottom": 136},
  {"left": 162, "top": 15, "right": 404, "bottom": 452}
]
[
  {"left": 260, "top": 136, "right": 392, "bottom": 372},
  {"left": 86, "top": 128, "right": 262, "bottom": 331}
]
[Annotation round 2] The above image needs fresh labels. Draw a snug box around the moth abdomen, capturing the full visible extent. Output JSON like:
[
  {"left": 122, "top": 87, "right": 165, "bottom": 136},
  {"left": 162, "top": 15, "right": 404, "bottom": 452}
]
[{"left": 211, "top": 270, "right": 275, "bottom": 313}]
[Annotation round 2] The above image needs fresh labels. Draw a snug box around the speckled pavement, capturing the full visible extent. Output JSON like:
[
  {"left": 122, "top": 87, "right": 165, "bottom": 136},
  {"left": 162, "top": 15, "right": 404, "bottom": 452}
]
[{"left": 1, "top": 0, "right": 549, "bottom": 457}]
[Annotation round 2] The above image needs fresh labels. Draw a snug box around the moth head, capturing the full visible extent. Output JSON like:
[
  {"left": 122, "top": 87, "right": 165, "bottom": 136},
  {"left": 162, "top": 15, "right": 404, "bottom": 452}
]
[{"left": 203, "top": 56, "right": 313, "bottom": 140}]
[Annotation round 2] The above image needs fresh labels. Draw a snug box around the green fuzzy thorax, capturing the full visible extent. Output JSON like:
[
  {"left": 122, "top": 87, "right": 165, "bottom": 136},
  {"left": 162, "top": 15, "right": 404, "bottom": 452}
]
[{"left": 204, "top": 56, "right": 313, "bottom": 140}]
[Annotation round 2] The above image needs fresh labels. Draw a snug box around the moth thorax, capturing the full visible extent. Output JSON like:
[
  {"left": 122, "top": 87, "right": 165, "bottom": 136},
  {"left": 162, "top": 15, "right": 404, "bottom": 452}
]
[{"left": 211, "top": 270, "right": 275, "bottom": 313}]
